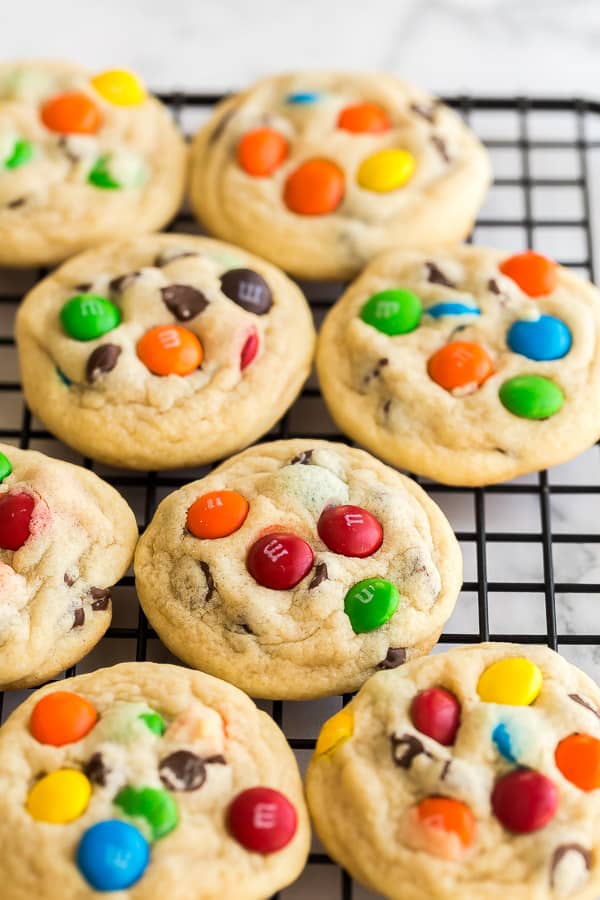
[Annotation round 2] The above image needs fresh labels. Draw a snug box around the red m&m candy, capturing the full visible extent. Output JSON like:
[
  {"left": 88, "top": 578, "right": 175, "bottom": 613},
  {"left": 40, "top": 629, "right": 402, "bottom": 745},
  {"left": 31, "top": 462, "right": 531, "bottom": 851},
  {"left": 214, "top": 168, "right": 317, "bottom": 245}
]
[
  {"left": 0, "top": 492, "right": 34, "bottom": 551},
  {"left": 317, "top": 505, "right": 382, "bottom": 558},
  {"left": 410, "top": 688, "right": 461, "bottom": 746},
  {"left": 247, "top": 532, "right": 313, "bottom": 590},
  {"left": 30, "top": 691, "right": 98, "bottom": 746},
  {"left": 491, "top": 769, "right": 558, "bottom": 833},
  {"left": 227, "top": 787, "right": 297, "bottom": 854},
  {"left": 240, "top": 329, "right": 259, "bottom": 370}
]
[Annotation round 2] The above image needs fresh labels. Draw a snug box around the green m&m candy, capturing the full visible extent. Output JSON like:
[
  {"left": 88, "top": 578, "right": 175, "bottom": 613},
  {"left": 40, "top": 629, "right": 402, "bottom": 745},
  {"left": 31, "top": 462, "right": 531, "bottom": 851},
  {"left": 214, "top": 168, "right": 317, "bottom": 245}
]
[
  {"left": 0, "top": 451, "right": 12, "bottom": 483},
  {"left": 5, "top": 138, "right": 34, "bottom": 169},
  {"left": 344, "top": 577, "right": 400, "bottom": 633},
  {"left": 60, "top": 294, "right": 121, "bottom": 341},
  {"left": 360, "top": 289, "right": 422, "bottom": 336},
  {"left": 114, "top": 786, "right": 178, "bottom": 841},
  {"left": 88, "top": 150, "right": 147, "bottom": 190},
  {"left": 138, "top": 711, "right": 165, "bottom": 736},
  {"left": 499, "top": 375, "right": 564, "bottom": 420}
]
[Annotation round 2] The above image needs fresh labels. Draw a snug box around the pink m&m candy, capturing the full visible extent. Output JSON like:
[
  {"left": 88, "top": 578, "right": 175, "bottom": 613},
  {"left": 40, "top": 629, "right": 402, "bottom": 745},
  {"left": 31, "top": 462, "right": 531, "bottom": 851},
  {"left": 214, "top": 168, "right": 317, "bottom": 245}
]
[
  {"left": 227, "top": 786, "right": 297, "bottom": 854},
  {"left": 410, "top": 688, "right": 461, "bottom": 746},
  {"left": 317, "top": 505, "right": 383, "bottom": 558},
  {"left": 491, "top": 769, "right": 558, "bottom": 833},
  {"left": 247, "top": 532, "right": 313, "bottom": 590},
  {"left": 0, "top": 492, "right": 35, "bottom": 551}
]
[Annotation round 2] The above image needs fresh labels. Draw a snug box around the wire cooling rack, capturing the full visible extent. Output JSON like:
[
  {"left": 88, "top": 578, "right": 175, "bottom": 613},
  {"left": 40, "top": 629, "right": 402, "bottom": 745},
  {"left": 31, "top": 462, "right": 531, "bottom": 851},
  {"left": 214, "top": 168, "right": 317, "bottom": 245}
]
[{"left": 1, "top": 94, "right": 600, "bottom": 899}]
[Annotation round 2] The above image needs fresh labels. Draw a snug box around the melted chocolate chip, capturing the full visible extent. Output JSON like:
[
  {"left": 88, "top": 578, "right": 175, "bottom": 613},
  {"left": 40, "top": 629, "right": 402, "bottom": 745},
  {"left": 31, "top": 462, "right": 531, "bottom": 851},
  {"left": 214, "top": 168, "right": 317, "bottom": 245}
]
[
  {"left": 209, "top": 107, "right": 236, "bottom": 144},
  {"left": 425, "top": 261, "right": 456, "bottom": 288},
  {"left": 220, "top": 268, "right": 272, "bottom": 315},
  {"left": 291, "top": 449, "right": 313, "bottom": 465},
  {"left": 383, "top": 399, "right": 392, "bottom": 416},
  {"left": 154, "top": 248, "right": 198, "bottom": 267},
  {"left": 64, "top": 572, "right": 75, "bottom": 586},
  {"left": 550, "top": 844, "right": 592, "bottom": 888},
  {"left": 378, "top": 357, "right": 389, "bottom": 367},
  {"left": 72, "top": 607, "right": 85, "bottom": 628},
  {"left": 86, "top": 344, "right": 121, "bottom": 383},
  {"left": 159, "top": 751, "right": 206, "bottom": 791},
  {"left": 569, "top": 693, "right": 600, "bottom": 721},
  {"left": 90, "top": 587, "right": 111, "bottom": 611},
  {"left": 7, "top": 197, "right": 26, "bottom": 209},
  {"left": 161, "top": 284, "right": 209, "bottom": 321},
  {"left": 309, "top": 562, "right": 328, "bottom": 589},
  {"left": 391, "top": 733, "right": 433, "bottom": 769},
  {"left": 440, "top": 760, "right": 452, "bottom": 781},
  {"left": 84, "top": 752, "right": 110, "bottom": 787},
  {"left": 109, "top": 272, "right": 140, "bottom": 296},
  {"left": 488, "top": 278, "right": 501, "bottom": 295},
  {"left": 410, "top": 102, "right": 438, "bottom": 123},
  {"left": 431, "top": 135, "right": 450, "bottom": 163},
  {"left": 377, "top": 647, "right": 407, "bottom": 670},
  {"left": 75, "top": 282, "right": 92, "bottom": 293},
  {"left": 199, "top": 561, "right": 214, "bottom": 601}
]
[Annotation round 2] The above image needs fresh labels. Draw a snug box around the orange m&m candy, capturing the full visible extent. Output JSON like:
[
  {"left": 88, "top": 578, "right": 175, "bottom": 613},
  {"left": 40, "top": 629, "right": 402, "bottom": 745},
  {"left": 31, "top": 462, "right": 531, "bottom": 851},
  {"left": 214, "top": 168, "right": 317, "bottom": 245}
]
[
  {"left": 30, "top": 691, "right": 98, "bottom": 746},
  {"left": 499, "top": 251, "right": 558, "bottom": 297},
  {"left": 338, "top": 102, "right": 391, "bottom": 134},
  {"left": 187, "top": 490, "right": 249, "bottom": 539},
  {"left": 411, "top": 797, "right": 476, "bottom": 860},
  {"left": 428, "top": 341, "right": 494, "bottom": 392},
  {"left": 137, "top": 325, "right": 203, "bottom": 376},
  {"left": 237, "top": 128, "right": 288, "bottom": 176},
  {"left": 555, "top": 733, "right": 600, "bottom": 791},
  {"left": 284, "top": 159, "right": 344, "bottom": 215},
  {"left": 40, "top": 92, "right": 102, "bottom": 135}
]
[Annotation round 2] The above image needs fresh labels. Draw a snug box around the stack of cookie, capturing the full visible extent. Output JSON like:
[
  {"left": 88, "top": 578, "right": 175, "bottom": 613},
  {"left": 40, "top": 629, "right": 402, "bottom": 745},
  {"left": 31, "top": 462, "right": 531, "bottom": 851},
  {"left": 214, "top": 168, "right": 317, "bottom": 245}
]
[{"left": 0, "top": 61, "right": 599, "bottom": 900}]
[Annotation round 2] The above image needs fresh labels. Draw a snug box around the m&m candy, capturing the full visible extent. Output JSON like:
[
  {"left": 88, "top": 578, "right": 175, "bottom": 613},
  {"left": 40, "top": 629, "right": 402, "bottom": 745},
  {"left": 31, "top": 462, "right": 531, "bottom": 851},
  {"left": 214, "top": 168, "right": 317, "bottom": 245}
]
[
  {"left": 315, "top": 707, "right": 354, "bottom": 756},
  {"left": 0, "top": 451, "right": 12, "bottom": 483},
  {"left": 240, "top": 329, "right": 259, "bottom": 370},
  {"left": 77, "top": 820, "right": 149, "bottom": 891},
  {"left": 337, "top": 102, "right": 390, "bottom": 134},
  {"left": 426, "top": 301, "right": 480, "bottom": 319},
  {"left": 137, "top": 325, "right": 203, "bottom": 376},
  {"left": 360, "top": 288, "right": 422, "bottom": 335},
  {"left": 344, "top": 577, "right": 400, "bottom": 633},
  {"left": 555, "top": 733, "right": 600, "bottom": 791},
  {"left": 491, "top": 769, "right": 558, "bottom": 833},
  {"left": 138, "top": 710, "right": 166, "bottom": 736},
  {"left": 477, "top": 657, "right": 542, "bottom": 706},
  {"left": 286, "top": 91, "right": 320, "bottom": 104},
  {"left": 499, "top": 375, "right": 564, "bottom": 419},
  {"left": 60, "top": 294, "right": 121, "bottom": 342},
  {"left": 91, "top": 69, "right": 146, "bottom": 106},
  {"left": 88, "top": 150, "right": 147, "bottom": 189},
  {"left": 27, "top": 769, "right": 91, "bottom": 824},
  {"left": 41, "top": 92, "right": 102, "bottom": 135},
  {"left": 428, "top": 341, "right": 494, "bottom": 392},
  {"left": 187, "top": 490, "right": 249, "bottom": 539},
  {"left": 317, "top": 505, "right": 383, "bottom": 558},
  {"left": 0, "top": 491, "right": 34, "bottom": 551},
  {"left": 499, "top": 251, "right": 558, "bottom": 297},
  {"left": 247, "top": 532, "right": 314, "bottom": 590},
  {"left": 410, "top": 687, "right": 461, "bottom": 746},
  {"left": 30, "top": 691, "right": 98, "bottom": 746},
  {"left": 284, "top": 159, "right": 344, "bottom": 215},
  {"left": 507, "top": 314, "right": 571, "bottom": 361},
  {"left": 114, "top": 786, "right": 178, "bottom": 841},
  {"left": 227, "top": 786, "right": 297, "bottom": 854},
  {"left": 357, "top": 148, "right": 415, "bottom": 193},
  {"left": 237, "top": 128, "right": 288, "bottom": 177},
  {"left": 2, "top": 137, "right": 34, "bottom": 170},
  {"left": 220, "top": 268, "right": 272, "bottom": 315},
  {"left": 410, "top": 797, "right": 476, "bottom": 860}
]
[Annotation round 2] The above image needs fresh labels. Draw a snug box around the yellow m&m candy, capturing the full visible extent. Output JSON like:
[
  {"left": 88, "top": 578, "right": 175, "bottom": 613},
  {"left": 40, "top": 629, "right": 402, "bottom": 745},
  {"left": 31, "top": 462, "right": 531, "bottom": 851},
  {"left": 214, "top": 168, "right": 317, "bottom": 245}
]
[
  {"left": 357, "top": 148, "right": 415, "bottom": 193},
  {"left": 315, "top": 707, "right": 354, "bottom": 756},
  {"left": 477, "top": 657, "right": 542, "bottom": 706},
  {"left": 27, "top": 769, "right": 91, "bottom": 823},
  {"left": 91, "top": 70, "right": 146, "bottom": 106}
]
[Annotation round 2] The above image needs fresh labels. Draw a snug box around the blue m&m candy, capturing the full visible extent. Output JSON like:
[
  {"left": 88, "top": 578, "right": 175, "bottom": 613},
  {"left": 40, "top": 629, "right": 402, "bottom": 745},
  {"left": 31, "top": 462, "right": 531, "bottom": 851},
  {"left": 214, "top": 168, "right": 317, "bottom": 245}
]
[
  {"left": 77, "top": 820, "right": 149, "bottom": 891},
  {"left": 286, "top": 91, "right": 320, "bottom": 104},
  {"left": 507, "top": 314, "right": 571, "bottom": 361},
  {"left": 426, "top": 301, "right": 481, "bottom": 319}
]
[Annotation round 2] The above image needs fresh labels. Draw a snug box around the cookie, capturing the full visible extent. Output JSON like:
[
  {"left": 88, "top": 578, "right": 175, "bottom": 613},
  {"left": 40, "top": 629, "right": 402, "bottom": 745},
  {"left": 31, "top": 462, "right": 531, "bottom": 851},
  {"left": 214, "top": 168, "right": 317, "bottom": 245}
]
[
  {"left": 0, "top": 443, "right": 137, "bottom": 689},
  {"left": 189, "top": 71, "right": 491, "bottom": 280},
  {"left": 134, "top": 439, "right": 462, "bottom": 699},
  {"left": 0, "top": 60, "right": 187, "bottom": 267},
  {"left": 316, "top": 245, "right": 600, "bottom": 486},
  {"left": 0, "top": 661, "right": 310, "bottom": 898},
  {"left": 15, "top": 234, "right": 315, "bottom": 470},
  {"left": 306, "top": 643, "right": 600, "bottom": 900}
]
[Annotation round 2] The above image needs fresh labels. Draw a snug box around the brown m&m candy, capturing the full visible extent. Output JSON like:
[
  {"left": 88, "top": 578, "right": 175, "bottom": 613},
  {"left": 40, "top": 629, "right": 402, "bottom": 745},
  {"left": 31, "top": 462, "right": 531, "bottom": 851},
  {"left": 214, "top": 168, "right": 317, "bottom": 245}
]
[{"left": 220, "top": 269, "right": 273, "bottom": 315}]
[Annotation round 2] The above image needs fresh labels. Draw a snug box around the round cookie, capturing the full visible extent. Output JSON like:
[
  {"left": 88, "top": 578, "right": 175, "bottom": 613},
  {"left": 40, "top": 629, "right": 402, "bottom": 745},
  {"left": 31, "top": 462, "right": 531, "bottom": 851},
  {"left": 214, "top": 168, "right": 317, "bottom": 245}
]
[
  {"left": 0, "top": 661, "right": 310, "bottom": 898},
  {"left": 0, "top": 60, "right": 187, "bottom": 267},
  {"left": 189, "top": 71, "right": 491, "bottom": 280},
  {"left": 15, "top": 234, "right": 316, "bottom": 470},
  {"left": 306, "top": 643, "right": 600, "bottom": 900},
  {"left": 0, "top": 443, "right": 137, "bottom": 689},
  {"left": 316, "top": 245, "right": 600, "bottom": 485},
  {"left": 134, "top": 439, "right": 462, "bottom": 699}
]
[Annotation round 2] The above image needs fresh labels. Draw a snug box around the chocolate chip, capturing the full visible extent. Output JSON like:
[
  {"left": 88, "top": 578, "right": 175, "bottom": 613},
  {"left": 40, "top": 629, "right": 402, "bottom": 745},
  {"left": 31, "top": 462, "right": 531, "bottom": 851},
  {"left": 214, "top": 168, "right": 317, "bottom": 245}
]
[
  {"left": 90, "top": 587, "right": 111, "bottom": 611},
  {"left": 391, "top": 732, "right": 433, "bottom": 769},
  {"left": 86, "top": 344, "right": 121, "bottom": 384},
  {"left": 72, "top": 607, "right": 85, "bottom": 628},
  {"left": 569, "top": 693, "right": 600, "bottom": 721},
  {"left": 209, "top": 107, "right": 236, "bottom": 144},
  {"left": 84, "top": 752, "right": 110, "bottom": 787},
  {"left": 159, "top": 751, "right": 206, "bottom": 791},
  {"left": 109, "top": 272, "right": 140, "bottom": 296},
  {"left": 495, "top": 447, "right": 508, "bottom": 455},
  {"left": 154, "top": 248, "right": 197, "bottom": 267},
  {"left": 377, "top": 647, "right": 407, "bottom": 670},
  {"left": 291, "top": 449, "right": 313, "bottom": 465},
  {"left": 550, "top": 844, "right": 592, "bottom": 889},
  {"left": 383, "top": 399, "right": 392, "bottom": 415},
  {"left": 309, "top": 562, "right": 328, "bottom": 589},
  {"left": 488, "top": 278, "right": 501, "bottom": 295},
  {"left": 199, "top": 561, "right": 214, "bottom": 601},
  {"left": 431, "top": 135, "right": 450, "bottom": 163},
  {"left": 75, "top": 282, "right": 92, "bottom": 293},
  {"left": 205, "top": 754, "right": 226, "bottom": 765},
  {"left": 378, "top": 357, "right": 389, "bottom": 367},
  {"left": 161, "top": 284, "right": 209, "bottom": 321},
  {"left": 220, "top": 268, "right": 272, "bottom": 315},
  {"left": 64, "top": 572, "right": 75, "bottom": 586},
  {"left": 7, "top": 196, "right": 26, "bottom": 209},
  {"left": 440, "top": 760, "right": 452, "bottom": 781},
  {"left": 410, "top": 102, "right": 438, "bottom": 123},
  {"left": 425, "top": 261, "right": 456, "bottom": 288}
]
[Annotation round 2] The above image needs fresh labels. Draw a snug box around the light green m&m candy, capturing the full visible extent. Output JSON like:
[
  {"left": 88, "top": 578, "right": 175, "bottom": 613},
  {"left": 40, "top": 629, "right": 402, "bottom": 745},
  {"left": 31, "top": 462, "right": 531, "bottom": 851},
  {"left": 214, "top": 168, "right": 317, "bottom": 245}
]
[
  {"left": 344, "top": 577, "right": 400, "bottom": 633},
  {"left": 360, "top": 289, "right": 422, "bottom": 336},
  {"left": 115, "top": 786, "right": 178, "bottom": 841},
  {"left": 138, "top": 711, "right": 165, "bottom": 736},
  {"left": 0, "top": 451, "right": 12, "bottom": 483},
  {"left": 499, "top": 375, "right": 564, "bottom": 420},
  {"left": 60, "top": 294, "right": 120, "bottom": 341}
]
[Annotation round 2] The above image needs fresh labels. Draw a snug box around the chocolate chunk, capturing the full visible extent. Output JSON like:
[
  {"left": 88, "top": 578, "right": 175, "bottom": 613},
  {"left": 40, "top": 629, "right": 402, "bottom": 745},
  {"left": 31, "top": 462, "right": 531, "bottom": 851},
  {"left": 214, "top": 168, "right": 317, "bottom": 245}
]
[
  {"left": 391, "top": 732, "right": 433, "bottom": 769},
  {"left": 425, "top": 261, "right": 456, "bottom": 288},
  {"left": 431, "top": 135, "right": 450, "bottom": 163},
  {"left": 72, "top": 607, "right": 85, "bottom": 628},
  {"left": 84, "top": 752, "right": 110, "bottom": 787},
  {"left": 154, "top": 248, "right": 197, "bottom": 267},
  {"left": 569, "top": 693, "right": 600, "bottom": 721},
  {"left": 291, "top": 449, "right": 313, "bottom": 465},
  {"left": 64, "top": 572, "right": 75, "bottom": 586},
  {"left": 410, "top": 102, "right": 438, "bottom": 123},
  {"left": 488, "top": 278, "right": 501, "bottom": 295},
  {"left": 161, "top": 284, "right": 209, "bottom": 321},
  {"left": 7, "top": 196, "right": 26, "bottom": 209},
  {"left": 86, "top": 344, "right": 122, "bottom": 383},
  {"left": 75, "top": 282, "right": 92, "bottom": 293},
  {"left": 440, "top": 760, "right": 452, "bottom": 781},
  {"left": 377, "top": 647, "right": 407, "bottom": 670},
  {"left": 383, "top": 399, "right": 392, "bottom": 415},
  {"left": 199, "top": 561, "right": 214, "bottom": 601},
  {"left": 90, "top": 587, "right": 111, "bottom": 611},
  {"left": 208, "top": 107, "right": 236, "bottom": 144},
  {"left": 220, "top": 268, "right": 272, "bottom": 315},
  {"left": 550, "top": 844, "right": 592, "bottom": 890},
  {"left": 159, "top": 750, "right": 206, "bottom": 791},
  {"left": 309, "top": 562, "right": 328, "bottom": 589},
  {"left": 109, "top": 272, "right": 140, "bottom": 296}
]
